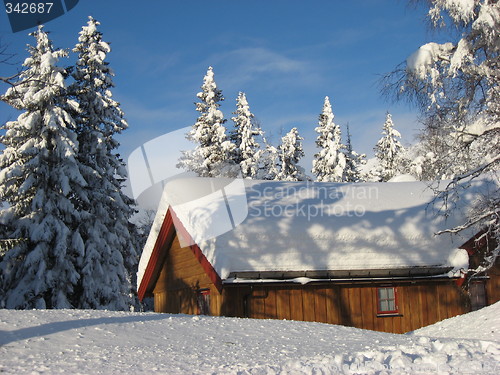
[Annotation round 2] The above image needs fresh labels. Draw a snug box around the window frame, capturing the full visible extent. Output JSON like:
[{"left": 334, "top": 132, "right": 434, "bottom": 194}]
[{"left": 376, "top": 286, "right": 399, "bottom": 316}]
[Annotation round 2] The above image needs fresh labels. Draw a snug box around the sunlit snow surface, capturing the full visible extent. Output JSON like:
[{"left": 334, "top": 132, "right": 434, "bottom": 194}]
[{"left": 1, "top": 303, "right": 499, "bottom": 374}]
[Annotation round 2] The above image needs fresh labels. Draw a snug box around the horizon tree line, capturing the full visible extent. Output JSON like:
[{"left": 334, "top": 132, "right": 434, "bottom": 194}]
[{"left": 180, "top": 66, "right": 407, "bottom": 183}]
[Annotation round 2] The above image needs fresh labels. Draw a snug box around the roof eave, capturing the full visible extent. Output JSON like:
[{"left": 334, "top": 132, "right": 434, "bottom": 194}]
[{"left": 225, "top": 266, "right": 455, "bottom": 282}]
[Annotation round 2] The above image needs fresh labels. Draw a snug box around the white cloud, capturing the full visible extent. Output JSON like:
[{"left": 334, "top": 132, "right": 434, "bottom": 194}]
[{"left": 206, "top": 47, "right": 321, "bottom": 91}]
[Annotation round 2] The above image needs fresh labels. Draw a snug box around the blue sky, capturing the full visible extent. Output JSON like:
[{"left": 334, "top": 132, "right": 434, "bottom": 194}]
[{"left": 1, "top": 1, "right": 440, "bottom": 178}]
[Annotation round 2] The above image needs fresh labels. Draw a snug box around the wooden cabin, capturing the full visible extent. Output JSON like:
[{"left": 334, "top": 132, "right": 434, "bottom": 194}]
[{"left": 137, "top": 177, "right": 499, "bottom": 334}]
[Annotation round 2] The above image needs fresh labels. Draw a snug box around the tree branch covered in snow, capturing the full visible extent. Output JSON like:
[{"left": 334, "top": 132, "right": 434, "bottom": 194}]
[
  {"left": 0, "top": 39, "right": 19, "bottom": 86},
  {"left": 382, "top": 0, "right": 500, "bottom": 275}
]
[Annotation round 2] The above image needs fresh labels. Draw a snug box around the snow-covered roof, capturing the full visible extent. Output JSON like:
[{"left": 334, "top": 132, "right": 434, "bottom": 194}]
[{"left": 138, "top": 177, "right": 494, "bottom": 289}]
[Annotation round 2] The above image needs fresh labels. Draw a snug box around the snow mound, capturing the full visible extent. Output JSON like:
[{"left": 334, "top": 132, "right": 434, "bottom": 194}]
[
  {"left": 388, "top": 174, "right": 417, "bottom": 182},
  {"left": 0, "top": 308, "right": 499, "bottom": 374},
  {"left": 412, "top": 301, "right": 500, "bottom": 342}
]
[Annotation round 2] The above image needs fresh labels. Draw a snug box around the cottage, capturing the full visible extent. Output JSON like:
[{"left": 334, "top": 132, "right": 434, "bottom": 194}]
[{"left": 137, "top": 177, "right": 499, "bottom": 333}]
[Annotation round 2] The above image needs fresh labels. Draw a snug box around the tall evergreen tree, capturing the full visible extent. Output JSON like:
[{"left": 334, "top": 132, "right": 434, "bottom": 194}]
[
  {"left": 312, "top": 96, "right": 345, "bottom": 182},
  {"left": 343, "top": 123, "right": 366, "bottom": 182},
  {"left": 178, "top": 67, "right": 235, "bottom": 177},
  {"left": 71, "top": 17, "right": 138, "bottom": 309},
  {"left": 278, "top": 127, "right": 306, "bottom": 181},
  {"left": 0, "top": 26, "right": 86, "bottom": 309},
  {"left": 230, "top": 92, "right": 263, "bottom": 178},
  {"left": 372, "top": 112, "right": 405, "bottom": 182}
]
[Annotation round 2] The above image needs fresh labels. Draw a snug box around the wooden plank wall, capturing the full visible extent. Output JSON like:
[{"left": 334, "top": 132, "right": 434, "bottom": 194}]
[
  {"left": 225, "top": 281, "right": 468, "bottom": 333},
  {"left": 153, "top": 234, "right": 222, "bottom": 316},
  {"left": 151, "top": 232, "right": 481, "bottom": 334},
  {"left": 485, "top": 260, "right": 500, "bottom": 305}
]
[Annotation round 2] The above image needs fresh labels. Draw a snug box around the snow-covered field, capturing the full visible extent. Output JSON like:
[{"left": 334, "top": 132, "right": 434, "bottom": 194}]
[{"left": 0, "top": 303, "right": 499, "bottom": 375}]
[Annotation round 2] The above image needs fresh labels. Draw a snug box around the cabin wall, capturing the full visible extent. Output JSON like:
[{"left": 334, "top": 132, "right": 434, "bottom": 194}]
[
  {"left": 152, "top": 234, "right": 223, "bottom": 316},
  {"left": 222, "top": 280, "right": 468, "bottom": 334},
  {"left": 152, "top": 235, "right": 469, "bottom": 333},
  {"left": 485, "top": 260, "right": 500, "bottom": 305},
  {"left": 150, "top": 234, "right": 496, "bottom": 334}
]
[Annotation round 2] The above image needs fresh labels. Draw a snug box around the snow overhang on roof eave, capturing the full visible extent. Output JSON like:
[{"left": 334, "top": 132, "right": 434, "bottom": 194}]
[{"left": 225, "top": 266, "right": 455, "bottom": 282}]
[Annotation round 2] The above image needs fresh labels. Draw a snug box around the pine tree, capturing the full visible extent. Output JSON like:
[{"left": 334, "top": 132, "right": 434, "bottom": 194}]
[
  {"left": 278, "top": 127, "right": 306, "bottom": 181},
  {"left": 178, "top": 67, "right": 236, "bottom": 177},
  {"left": 0, "top": 26, "right": 86, "bottom": 309},
  {"left": 71, "top": 17, "right": 138, "bottom": 310},
  {"left": 343, "top": 123, "right": 366, "bottom": 182},
  {"left": 372, "top": 112, "right": 405, "bottom": 182},
  {"left": 312, "top": 96, "right": 346, "bottom": 182},
  {"left": 230, "top": 92, "right": 263, "bottom": 178}
]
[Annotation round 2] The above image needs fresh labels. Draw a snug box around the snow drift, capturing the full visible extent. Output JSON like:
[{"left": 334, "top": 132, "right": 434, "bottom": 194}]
[{"left": 0, "top": 305, "right": 498, "bottom": 374}]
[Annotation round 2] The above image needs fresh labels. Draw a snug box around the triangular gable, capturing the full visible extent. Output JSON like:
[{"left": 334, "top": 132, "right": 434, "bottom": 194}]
[{"left": 137, "top": 207, "right": 222, "bottom": 301}]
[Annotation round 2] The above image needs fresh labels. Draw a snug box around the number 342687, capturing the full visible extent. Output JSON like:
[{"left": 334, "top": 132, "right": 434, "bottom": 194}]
[{"left": 5, "top": 3, "right": 54, "bottom": 14}]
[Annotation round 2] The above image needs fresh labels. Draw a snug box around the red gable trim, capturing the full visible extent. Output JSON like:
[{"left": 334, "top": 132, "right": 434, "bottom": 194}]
[
  {"left": 137, "top": 207, "right": 224, "bottom": 301},
  {"left": 169, "top": 208, "right": 223, "bottom": 293},
  {"left": 137, "top": 208, "right": 176, "bottom": 301}
]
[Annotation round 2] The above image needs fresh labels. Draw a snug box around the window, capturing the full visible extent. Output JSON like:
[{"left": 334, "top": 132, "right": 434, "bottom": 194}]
[
  {"left": 377, "top": 287, "right": 398, "bottom": 315},
  {"left": 197, "top": 288, "right": 210, "bottom": 315},
  {"left": 469, "top": 281, "right": 487, "bottom": 311}
]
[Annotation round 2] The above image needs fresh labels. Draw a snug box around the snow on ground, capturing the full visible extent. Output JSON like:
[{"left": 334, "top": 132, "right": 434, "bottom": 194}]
[
  {"left": 412, "top": 301, "right": 500, "bottom": 342},
  {"left": 1, "top": 306, "right": 499, "bottom": 374}
]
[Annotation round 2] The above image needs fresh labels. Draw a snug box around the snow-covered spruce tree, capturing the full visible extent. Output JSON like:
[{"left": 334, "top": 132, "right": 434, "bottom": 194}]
[
  {"left": 372, "top": 112, "right": 405, "bottom": 182},
  {"left": 258, "top": 137, "right": 281, "bottom": 180},
  {"left": 278, "top": 127, "right": 306, "bottom": 181},
  {"left": 71, "top": 17, "right": 138, "bottom": 310},
  {"left": 312, "top": 96, "right": 346, "bottom": 182},
  {"left": 343, "top": 123, "right": 366, "bottom": 182},
  {"left": 230, "top": 92, "right": 263, "bottom": 178},
  {"left": 178, "top": 67, "right": 236, "bottom": 177},
  {"left": 0, "top": 26, "right": 87, "bottom": 309},
  {"left": 382, "top": 0, "right": 499, "bottom": 274}
]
